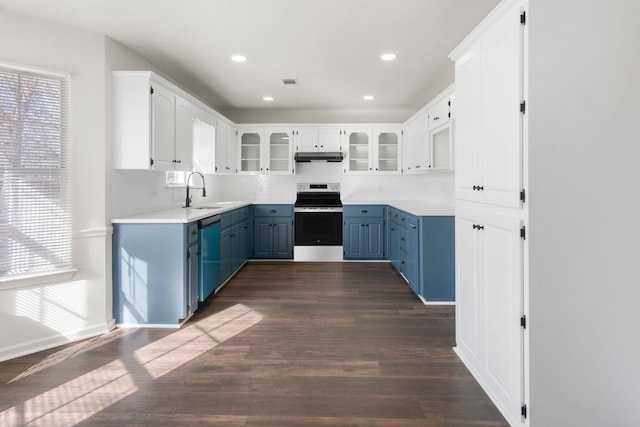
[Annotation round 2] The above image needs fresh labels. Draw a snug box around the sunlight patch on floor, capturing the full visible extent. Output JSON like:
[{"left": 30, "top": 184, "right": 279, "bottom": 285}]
[{"left": 0, "top": 303, "right": 263, "bottom": 427}]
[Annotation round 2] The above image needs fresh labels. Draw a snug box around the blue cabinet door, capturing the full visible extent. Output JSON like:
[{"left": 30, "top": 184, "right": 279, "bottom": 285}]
[
  {"left": 343, "top": 217, "right": 364, "bottom": 259},
  {"left": 273, "top": 217, "right": 293, "bottom": 258},
  {"left": 239, "top": 219, "right": 250, "bottom": 263},
  {"left": 405, "top": 220, "right": 420, "bottom": 292},
  {"left": 220, "top": 227, "right": 232, "bottom": 281},
  {"left": 253, "top": 217, "right": 272, "bottom": 258},
  {"left": 364, "top": 217, "right": 384, "bottom": 259},
  {"left": 230, "top": 224, "right": 241, "bottom": 271},
  {"left": 187, "top": 243, "right": 199, "bottom": 315}
]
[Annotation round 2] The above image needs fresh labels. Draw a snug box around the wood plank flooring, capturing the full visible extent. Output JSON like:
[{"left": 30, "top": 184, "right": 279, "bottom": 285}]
[{"left": 0, "top": 262, "right": 507, "bottom": 426}]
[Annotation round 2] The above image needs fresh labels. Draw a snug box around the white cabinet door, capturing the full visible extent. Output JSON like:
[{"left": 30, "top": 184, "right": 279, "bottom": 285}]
[
  {"left": 226, "top": 125, "right": 237, "bottom": 174},
  {"left": 344, "top": 129, "right": 372, "bottom": 174},
  {"left": 480, "top": 1, "right": 523, "bottom": 209},
  {"left": 454, "top": 51, "right": 483, "bottom": 201},
  {"left": 215, "top": 120, "right": 228, "bottom": 173},
  {"left": 151, "top": 82, "right": 175, "bottom": 171},
  {"left": 453, "top": 0, "right": 523, "bottom": 208},
  {"left": 373, "top": 128, "right": 402, "bottom": 174},
  {"left": 174, "top": 95, "right": 193, "bottom": 171},
  {"left": 403, "top": 113, "right": 429, "bottom": 173},
  {"left": 293, "top": 128, "right": 319, "bottom": 152},
  {"left": 430, "top": 123, "right": 453, "bottom": 171},
  {"left": 456, "top": 207, "right": 524, "bottom": 426},
  {"left": 191, "top": 107, "right": 216, "bottom": 174},
  {"left": 482, "top": 211, "right": 524, "bottom": 425},
  {"left": 215, "top": 120, "right": 237, "bottom": 174},
  {"left": 318, "top": 128, "right": 342, "bottom": 152},
  {"left": 238, "top": 130, "right": 262, "bottom": 174},
  {"left": 266, "top": 129, "right": 293, "bottom": 174},
  {"left": 455, "top": 213, "right": 482, "bottom": 366}
]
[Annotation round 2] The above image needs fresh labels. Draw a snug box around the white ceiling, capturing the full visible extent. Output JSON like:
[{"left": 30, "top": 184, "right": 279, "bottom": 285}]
[{"left": 0, "top": 0, "right": 500, "bottom": 122}]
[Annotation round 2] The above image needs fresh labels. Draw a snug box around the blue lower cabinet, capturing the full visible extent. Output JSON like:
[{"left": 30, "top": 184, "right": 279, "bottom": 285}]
[
  {"left": 198, "top": 220, "right": 221, "bottom": 302},
  {"left": 419, "top": 217, "right": 455, "bottom": 301},
  {"left": 253, "top": 205, "right": 293, "bottom": 259},
  {"left": 386, "top": 207, "right": 455, "bottom": 302},
  {"left": 343, "top": 205, "right": 385, "bottom": 260},
  {"left": 112, "top": 222, "right": 197, "bottom": 326}
]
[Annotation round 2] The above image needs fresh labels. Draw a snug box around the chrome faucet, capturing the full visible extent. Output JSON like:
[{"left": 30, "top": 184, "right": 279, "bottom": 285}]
[{"left": 185, "top": 172, "right": 206, "bottom": 208}]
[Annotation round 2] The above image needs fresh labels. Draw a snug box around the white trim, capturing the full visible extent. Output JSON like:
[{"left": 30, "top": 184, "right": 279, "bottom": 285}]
[
  {"left": 116, "top": 323, "right": 181, "bottom": 329},
  {"left": 73, "top": 227, "right": 111, "bottom": 239},
  {"left": 0, "top": 268, "right": 77, "bottom": 291},
  {"left": 0, "top": 321, "right": 113, "bottom": 363},
  {"left": 0, "top": 59, "right": 72, "bottom": 78}
]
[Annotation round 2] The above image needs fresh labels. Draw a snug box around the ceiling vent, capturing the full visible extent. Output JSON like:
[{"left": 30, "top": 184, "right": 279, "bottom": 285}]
[{"left": 282, "top": 78, "right": 298, "bottom": 86}]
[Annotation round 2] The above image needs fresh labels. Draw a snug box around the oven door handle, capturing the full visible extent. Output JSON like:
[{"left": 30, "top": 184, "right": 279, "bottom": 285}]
[{"left": 294, "top": 207, "right": 343, "bottom": 213}]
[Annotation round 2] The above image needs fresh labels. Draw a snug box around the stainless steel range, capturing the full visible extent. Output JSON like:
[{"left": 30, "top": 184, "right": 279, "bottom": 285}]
[{"left": 294, "top": 183, "right": 343, "bottom": 262}]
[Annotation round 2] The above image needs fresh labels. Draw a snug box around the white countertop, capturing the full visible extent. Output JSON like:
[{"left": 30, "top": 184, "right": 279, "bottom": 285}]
[
  {"left": 343, "top": 200, "right": 454, "bottom": 216},
  {"left": 112, "top": 199, "right": 453, "bottom": 224},
  {"left": 111, "top": 201, "right": 252, "bottom": 224}
]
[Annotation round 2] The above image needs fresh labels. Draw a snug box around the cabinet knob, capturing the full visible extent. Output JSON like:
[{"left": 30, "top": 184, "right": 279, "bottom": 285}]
[
  {"left": 361, "top": 224, "right": 365, "bottom": 227},
  {"left": 361, "top": 210, "right": 368, "bottom": 213},
  {"left": 270, "top": 209, "right": 276, "bottom": 213}
]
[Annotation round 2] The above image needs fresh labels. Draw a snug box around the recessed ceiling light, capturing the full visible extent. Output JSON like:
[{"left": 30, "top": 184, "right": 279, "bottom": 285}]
[
  {"left": 363, "top": 95, "right": 375, "bottom": 101},
  {"left": 263, "top": 96, "right": 274, "bottom": 101},
  {"left": 231, "top": 55, "right": 247, "bottom": 62},
  {"left": 381, "top": 53, "right": 397, "bottom": 61}
]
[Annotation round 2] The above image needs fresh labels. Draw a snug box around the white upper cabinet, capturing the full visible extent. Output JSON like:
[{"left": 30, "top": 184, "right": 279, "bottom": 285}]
[
  {"left": 238, "top": 128, "right": 293, "bottom": 175},
  {"left": 402, "top": 86, "right": 454, "bottom": 174},
  {"left": 191, "top": 105, "right": 216, "bottom": 174},
  {"left": 113, "top": 72, "right": 194, "bottom": 171},
  {"left": 403, "top": 110, "right": 430, "bottom": 173},
  {"left": 451, "top": 0, "right": 523, "bottom": 208},
  {"left": 215, "top": 120, "right": 237, "bottom": 174},
  {"left": 317, "top": 128, "right": 342, "bottom": 152},
  {"left": 373, "top": 128, "right": 402, "bottom": 174},
  {"left": 344, "top": 127, "right": 401, "bottom": 174},
  {"left": 344, "top": 129, "right": 373, "bottom": 174},
  {"left": 293, "top": 127, "right": 342, "bottom": 152},
  {"left": 267, "top": 129, "right": 294, "bottom": 174}
]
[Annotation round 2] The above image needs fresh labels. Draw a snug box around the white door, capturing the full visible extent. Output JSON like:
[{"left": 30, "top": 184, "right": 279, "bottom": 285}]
[
  {"left": 267, "top": 129, "right": 293, "bottom": 174},
  {"left": 345, "top": 129, "right": 372, "bottom": 174},
  {"left": 455, "top": 210, "right": 482, "bottom": 366},
  {"left": 294, "top": 128, "right": 319, "bottom": 152},
  {"left": 174, "top": 96, "right": 193, "bottom": 171},
  {"left": 480, "top": 0, "right": 523, "bottom": 208},
  {"left": 454, "top": 51, "right": 482, "bottom": 201},
  {"left": 151, "top": 82, "right": 175, "bottom": 170},
  {"left": 373, "top": 129, "right": 401, "bottom": 174},
  {"left": 481, "top": 211, "right": 524, "bottom": 424},
  {"left": 318, "top": 128, "right": 342, "bottom": 152}
]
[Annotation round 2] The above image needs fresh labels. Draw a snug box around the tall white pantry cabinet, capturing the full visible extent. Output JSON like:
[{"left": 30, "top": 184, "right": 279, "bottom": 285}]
[{"left": 450, "top": 0, "right": 528, "bottom": 426}]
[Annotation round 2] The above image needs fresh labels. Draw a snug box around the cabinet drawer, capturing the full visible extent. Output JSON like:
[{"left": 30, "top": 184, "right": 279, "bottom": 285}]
[
  {"left": 187, "top": 223, "right": 198, "bottom": 245},
  {"left": 220, "top": 212, "right": 232, "bottom": 229},
  {"left": 344, "top": 205, "right": 385, "bottom": 217},
  {"left": 407, "top": 216, "right": 418, "bottom": 231},
  {"left": 253, "top": 204, "right": 293, "bottom": 217},
  {"left": 230, "top": 209, "right": 241, "bottom": 225},
  {"left": 238, "top": 206, "right": 251, "bottom": 221}
]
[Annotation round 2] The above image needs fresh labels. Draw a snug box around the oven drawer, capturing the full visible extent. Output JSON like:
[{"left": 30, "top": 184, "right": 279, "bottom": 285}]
[{"left": 253, "top": 204, "right": 293, "bottom": 217}]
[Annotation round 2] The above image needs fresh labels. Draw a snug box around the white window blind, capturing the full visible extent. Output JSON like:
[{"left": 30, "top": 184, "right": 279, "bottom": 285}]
[{"left": 0, "top": 65, "right": 71, "bottom": 279}]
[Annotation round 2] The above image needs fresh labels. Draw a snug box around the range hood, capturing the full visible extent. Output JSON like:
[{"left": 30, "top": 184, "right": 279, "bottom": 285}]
[{"left": 294, "top": 152, "right": 344, "bottom": 162}]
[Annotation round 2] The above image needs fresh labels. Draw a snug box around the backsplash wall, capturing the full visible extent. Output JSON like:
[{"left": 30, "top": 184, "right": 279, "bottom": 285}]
[{"left": 111, "top": 164, "right": 453, "bottom": 218}]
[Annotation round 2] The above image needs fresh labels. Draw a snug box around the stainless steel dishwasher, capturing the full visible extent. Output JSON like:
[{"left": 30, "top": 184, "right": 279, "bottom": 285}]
[{"left": 198, "top": 214, "right": 221, "bottom": 301}]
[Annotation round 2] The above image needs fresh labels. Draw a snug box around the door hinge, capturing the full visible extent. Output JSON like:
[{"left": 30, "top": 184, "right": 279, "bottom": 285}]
[
  {"left": 150, "top": 158, "right": 154, "bottom": 167},
  {"left": 520, "top": 11, "right": 526, "bottom": 25},
  {"left": 520, "top": 226, "right": 526, "bottom": 240},
  {"left": 521, "top": 404, "right": 528, "bottom": 419},
  {"left": 401, "top": 130, "right": 404, "bottom": 136},
  {"left": 150, "top": 86, "right": 154, "bottom": 95},
  {"left": 520, "top": 315, "right": 527, "bottom": 329},
  {"left": 520, "top": 189, "right": 526, "bottom": 203},
  {"left": 520, "top": 100, "right": 526, "bottom": 114}
]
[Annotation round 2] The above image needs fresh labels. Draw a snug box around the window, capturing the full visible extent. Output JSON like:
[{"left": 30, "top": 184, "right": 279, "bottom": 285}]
[{"left": 0, "top": 65, "right": 71, "bottom": 281}]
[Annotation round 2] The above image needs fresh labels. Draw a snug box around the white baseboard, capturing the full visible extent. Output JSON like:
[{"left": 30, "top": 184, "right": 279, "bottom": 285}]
[{"left": 0, "top": 321, "right": 115, "bottom": 363}]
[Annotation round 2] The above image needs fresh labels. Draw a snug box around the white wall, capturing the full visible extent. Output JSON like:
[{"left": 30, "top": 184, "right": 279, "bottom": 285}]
[
  {"left": 529, "top": 1, "right": 640, "bottom": 425},
  {"left": 0, "top": 12, "right": 112, "bottom": 361}
]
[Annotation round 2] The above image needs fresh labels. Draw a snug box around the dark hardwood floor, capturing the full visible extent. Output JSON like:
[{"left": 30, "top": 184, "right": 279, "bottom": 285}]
[{"left": 0, "top": 262, "right": 507, "bottom": 426}]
